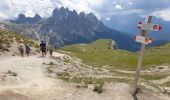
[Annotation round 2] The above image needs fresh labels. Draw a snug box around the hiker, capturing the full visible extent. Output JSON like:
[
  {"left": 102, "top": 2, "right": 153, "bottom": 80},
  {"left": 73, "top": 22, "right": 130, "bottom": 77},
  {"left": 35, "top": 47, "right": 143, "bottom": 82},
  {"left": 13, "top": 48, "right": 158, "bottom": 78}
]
[
  {"left": 40, "top": 41, "right": 46, "bottom": 57},
  {"left": 45, "top": 47, "right": 48, "bottom": 56},
  {"left": 48, "top": 46, "right": 54, "bottom": 57},
  {"left": 18, "top": 44, "right": 25, "bottom": 57},
  {"left": 25, "top": 44, "right": 31, "bottom": 57}
]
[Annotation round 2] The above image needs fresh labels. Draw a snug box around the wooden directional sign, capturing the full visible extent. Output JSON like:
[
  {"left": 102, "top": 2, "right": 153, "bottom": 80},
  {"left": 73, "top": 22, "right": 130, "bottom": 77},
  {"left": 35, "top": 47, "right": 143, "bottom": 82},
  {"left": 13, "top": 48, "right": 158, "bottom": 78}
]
[
  {"left": 138, "top": 22, "right": 161, "bottom": 31},
  {"left": 132, "top": 16, "right": 162, "bottom": 95},
  {"left": 134, "top": 35, "right": 152, "bottom": 44}
]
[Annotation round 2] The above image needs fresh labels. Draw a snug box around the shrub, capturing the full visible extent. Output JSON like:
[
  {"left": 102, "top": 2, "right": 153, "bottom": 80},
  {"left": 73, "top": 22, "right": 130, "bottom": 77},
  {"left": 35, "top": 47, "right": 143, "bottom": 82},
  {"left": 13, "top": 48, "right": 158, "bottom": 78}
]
[
  {"left": 49, "top": 62, "right": 55, "bottom": 66},
  {"left": 93, "top": 83, "right": 104, "bottom": 94}
]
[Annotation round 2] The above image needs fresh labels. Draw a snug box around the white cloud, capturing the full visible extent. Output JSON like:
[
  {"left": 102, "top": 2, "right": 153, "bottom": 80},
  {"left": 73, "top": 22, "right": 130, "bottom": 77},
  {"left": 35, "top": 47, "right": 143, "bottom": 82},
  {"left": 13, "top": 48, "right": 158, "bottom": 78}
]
[
  {"left": 51, "top": 0, "right": 105, "bottom": 18},
  {"left": 128, "top": 2, "right": 133, "bottom": 5},
  {"left": 0, "top": 0, "right": 105, "bottom": 19},
  {"left": 112, "top": 1, "right": 117, "bottom": 4},
  {"left": 115, "top": 5, "right": 123, "bottom": 10},
  {"left": 105, "top": 17, "right": 111, "bottom": 21},
  {"left": 0, "top": 12, "right": 8, "bottom": 19},
  {"left": 0, "top": 0, "right": 170, "bottom": 22},
  {"left": 152, "top": 8, "right": 170, "bottom": 21},
  {"left": 0, "top": 0, "right": 54, "bottom": 19}
]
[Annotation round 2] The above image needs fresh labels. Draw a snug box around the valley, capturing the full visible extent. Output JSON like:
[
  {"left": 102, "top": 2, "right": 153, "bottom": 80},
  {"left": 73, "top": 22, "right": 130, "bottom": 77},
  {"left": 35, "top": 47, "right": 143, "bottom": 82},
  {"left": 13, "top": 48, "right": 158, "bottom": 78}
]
[
  {"left": 1, "top": 7, "right": 140, "bottom": 51},
  {"left": 0, "top": 30, "right": 169, "bottom": 100},
  {"left": 0, "top": 1, "right": 170, "bottom": 99}
]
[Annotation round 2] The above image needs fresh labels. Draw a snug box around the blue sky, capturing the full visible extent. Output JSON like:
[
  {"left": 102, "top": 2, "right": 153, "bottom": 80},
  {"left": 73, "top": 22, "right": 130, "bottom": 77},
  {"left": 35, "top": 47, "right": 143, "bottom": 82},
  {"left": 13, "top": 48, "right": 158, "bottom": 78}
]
[{"left": 0, "top": 0, "right": 170, "bottom": 21}]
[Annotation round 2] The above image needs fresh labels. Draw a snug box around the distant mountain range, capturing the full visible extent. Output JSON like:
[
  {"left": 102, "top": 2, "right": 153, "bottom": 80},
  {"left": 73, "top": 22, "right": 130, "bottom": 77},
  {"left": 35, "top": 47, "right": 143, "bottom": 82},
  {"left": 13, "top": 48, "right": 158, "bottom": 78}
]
[
  {"left": 11, "top": 13, "right": 42, "bottom": 24},
  {"left": 7, "top": 7, "right": 141, "bottom": 51},
  {"left": 1, "top": 7, "right": 168, "bottom": 52},
  {"left": 103, "top": 14, "right": 170, "bottom": 42}
]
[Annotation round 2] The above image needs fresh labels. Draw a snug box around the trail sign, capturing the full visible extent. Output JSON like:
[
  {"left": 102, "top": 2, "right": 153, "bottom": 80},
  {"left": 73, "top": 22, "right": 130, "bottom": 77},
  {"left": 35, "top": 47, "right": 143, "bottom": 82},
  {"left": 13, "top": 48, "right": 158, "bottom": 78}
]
[
  {"left": 134, "top": 35, "right": 152, "bottom": 44},
  {"left": 132, "top": 16, "right": 162, "bottom": 95},
  {"left": 138, "top": 22, "right": 162, "bottom": 31}
]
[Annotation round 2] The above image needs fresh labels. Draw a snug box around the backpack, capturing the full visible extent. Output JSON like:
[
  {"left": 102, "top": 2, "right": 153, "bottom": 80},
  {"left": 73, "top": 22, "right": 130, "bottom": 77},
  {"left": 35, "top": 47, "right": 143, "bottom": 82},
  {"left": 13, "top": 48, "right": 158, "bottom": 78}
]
[
  {"left": 19, "top": 46, "right": 24, "bottom": 52},
  {"left": 25, "top": 45, "right": 31, "bottom": 52},
  {"left": 49, "top": 46, "right": 54, "bottom": 52}
]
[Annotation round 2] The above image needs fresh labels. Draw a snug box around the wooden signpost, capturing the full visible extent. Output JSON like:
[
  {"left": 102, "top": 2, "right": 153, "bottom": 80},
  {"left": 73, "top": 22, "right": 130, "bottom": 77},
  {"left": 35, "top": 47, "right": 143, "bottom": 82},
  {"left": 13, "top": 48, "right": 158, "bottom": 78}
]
[
  {"left": 132, "top": 16, "right": 161, "bottom": 94},
  {"left": 138, "top": 22, "right": 161, "bottom": 31},
  {"left": 134, "top": 35, "right": 152, "bottom": 45}
]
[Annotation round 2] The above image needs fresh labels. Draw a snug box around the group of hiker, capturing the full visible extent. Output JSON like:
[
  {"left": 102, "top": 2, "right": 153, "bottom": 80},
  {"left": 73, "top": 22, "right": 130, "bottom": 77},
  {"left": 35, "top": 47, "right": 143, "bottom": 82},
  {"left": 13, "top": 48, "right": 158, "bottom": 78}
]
[
  {"left": 40, "top": 41, "right": 54, "bottom": 57},
  {"left": 18, "top": 44, "right": 31, "bottom": 57},
  {"left": 18, "top": 41, "right": 54, "bottom": 57}
]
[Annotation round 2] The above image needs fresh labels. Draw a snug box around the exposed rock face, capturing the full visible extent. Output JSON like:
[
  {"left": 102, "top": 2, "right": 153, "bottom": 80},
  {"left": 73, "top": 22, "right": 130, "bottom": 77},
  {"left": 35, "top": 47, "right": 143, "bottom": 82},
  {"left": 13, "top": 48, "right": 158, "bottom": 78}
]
[
  {"left": 11, "top": 13, "right": 42, "bottom": 24},
  {"left": 10, "top": 7, "right": 139, "bottom": 51},
  {"left": 38, "top": 7, "right": 137, "bottom": 51}
]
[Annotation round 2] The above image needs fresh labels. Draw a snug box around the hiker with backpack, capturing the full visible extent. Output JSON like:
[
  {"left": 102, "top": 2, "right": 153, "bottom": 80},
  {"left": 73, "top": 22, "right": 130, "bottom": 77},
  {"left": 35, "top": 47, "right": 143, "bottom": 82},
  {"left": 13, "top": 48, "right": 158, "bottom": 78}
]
[
  {"left": 40, "top": 41, "right": 46, "bottom": 57},
  {"left": 48, "top": 46, "right": 54, "bottom": 57},
  {"left": 18, "top": 43, "right": 25, "bottom": 57},
  {"left": 25, "top": 44, "right": 31, "bottom": 57}
]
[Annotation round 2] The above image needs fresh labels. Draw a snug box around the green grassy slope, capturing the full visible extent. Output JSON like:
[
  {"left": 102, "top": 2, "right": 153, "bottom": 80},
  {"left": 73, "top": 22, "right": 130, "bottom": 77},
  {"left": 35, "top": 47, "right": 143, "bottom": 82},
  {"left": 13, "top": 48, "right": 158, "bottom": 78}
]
[
  {"left": 59, "top": 39, "right": 170, "bottom": 70},
  {"left": 1, "top": 22, "right": 30, "bottom": 33},
  {"left": 144, "top": 43, "right": 170, "bottom": 66},
  {"left": 0, "top": 29, "right": 39, "bottom": 52}
]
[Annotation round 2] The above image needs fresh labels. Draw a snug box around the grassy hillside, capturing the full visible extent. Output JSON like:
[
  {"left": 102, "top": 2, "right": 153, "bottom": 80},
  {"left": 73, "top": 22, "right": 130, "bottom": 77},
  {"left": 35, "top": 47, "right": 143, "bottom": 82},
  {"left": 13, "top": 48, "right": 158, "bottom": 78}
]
[
  {"left": 144, "top": 43, "right": 170, "bottom": 67},
  {"left": 59, "top": 39, "right": 170, "bottom": 70},
  {"left": 1, "top": 22, "right": 30, "bottom": 33},
  {"left": 0, "top": 29, "right": 39, "bottom": 52}
]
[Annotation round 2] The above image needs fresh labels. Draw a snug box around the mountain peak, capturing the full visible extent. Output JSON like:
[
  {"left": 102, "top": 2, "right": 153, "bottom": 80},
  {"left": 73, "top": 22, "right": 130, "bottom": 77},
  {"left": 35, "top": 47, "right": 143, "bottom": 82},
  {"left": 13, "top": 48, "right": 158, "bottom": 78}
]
[
  {"left": 18, "top": 14, "right": 26, "bottom": 19},
  {"left": 87, "top": 13, "right": 96, "bottom": 18},
  {"left": 11, "top": 13, "right": 42, "bottom": 24},
  {"left": 79, "top": 12, "right": 86, "bottom": 17},
  {"left": 60, "top": 7, "right": 65, "bottom": 11},
  {"left": 34, "top": 13, "right": 41, "bottom": 19},
  {"left": 9, "top": 7, "right": 138, "bottom": 51}
]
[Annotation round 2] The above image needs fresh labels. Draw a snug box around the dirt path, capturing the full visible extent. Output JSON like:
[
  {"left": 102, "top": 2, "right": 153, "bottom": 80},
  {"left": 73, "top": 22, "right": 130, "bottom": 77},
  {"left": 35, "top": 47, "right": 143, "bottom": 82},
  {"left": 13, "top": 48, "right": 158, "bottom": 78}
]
[
  {"left": 0, "top": 53, "right": 76, "bottom": 100},
  {"left": 150, "top": 76, "right": 170, "bottom": 84},
  {"left": 0, "top": 53, "right": 132, "bottom": 100},
  {"left": 0, "top": 52, "right": 169, "bottom": 100}
]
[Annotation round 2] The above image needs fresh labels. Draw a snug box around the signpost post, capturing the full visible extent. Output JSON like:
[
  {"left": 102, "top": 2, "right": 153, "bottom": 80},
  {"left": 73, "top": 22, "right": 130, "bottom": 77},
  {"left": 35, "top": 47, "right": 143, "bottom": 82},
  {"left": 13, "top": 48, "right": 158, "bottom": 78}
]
[{"left": 132, "top": 16, "right": 161, "bottom": 94}]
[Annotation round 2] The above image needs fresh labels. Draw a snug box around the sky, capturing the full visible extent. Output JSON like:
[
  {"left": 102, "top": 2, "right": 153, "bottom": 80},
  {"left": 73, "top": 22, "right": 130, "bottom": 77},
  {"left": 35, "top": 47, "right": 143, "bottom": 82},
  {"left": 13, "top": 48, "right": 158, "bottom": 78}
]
[{"left": 0, "top": 0, "right": 170, "bottom": 21}]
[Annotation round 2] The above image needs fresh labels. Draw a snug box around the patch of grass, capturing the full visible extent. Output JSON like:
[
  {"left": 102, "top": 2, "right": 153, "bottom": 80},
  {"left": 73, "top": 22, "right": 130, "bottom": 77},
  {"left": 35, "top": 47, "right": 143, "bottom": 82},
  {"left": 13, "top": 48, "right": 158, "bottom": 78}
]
[
  {"left": 57, "top": 74, "right": 105, "bottom": 84},
  {"left": 111, "top": 70, "right": 134, "bottom": 77},
  {"left": 56, "top": 72, "right": 71, "bottom": 82},
  {"left": 0, "top": 29, "right": 39, "bottom": 52},
  {"left": 59, "top": 39, "right": 138, "bottom": 70},
  {"left": 141, "top": 73, "right": 169, "bottom": 80},
  {"left": 45, "top": 62, "right": 57, "bottom": 73},
  {"left": 0, "top": 44, "right": 9, "bottom": 52},
  {"left": 63, "top": 57, "right": 70, "bottom": 63},
  {"left": 143, "top": 44, "right": 170, "bottom": 67},
  {"left": 48, "top": 62, "right": 56, "bottom": 66},
  {"left": 160, "top": 81, "right": 170, "bottom": 87},
  {"left": 111, "top": 70, "right": 169, "bottom": 81},
  {"left": 46, "top": 67, "right": 54, "bottom": 73},
  {"left": 93, "top": 83, "right": 104, "bottom": 94},
  {"left": 3, "top": 23, "right": 27, "bottom": 33},
  {"left": 59, "top": 39, "right": 170, "bottom": 70},
  {"left": 56, "top": 71, "right": 131, "bottom": 84}
]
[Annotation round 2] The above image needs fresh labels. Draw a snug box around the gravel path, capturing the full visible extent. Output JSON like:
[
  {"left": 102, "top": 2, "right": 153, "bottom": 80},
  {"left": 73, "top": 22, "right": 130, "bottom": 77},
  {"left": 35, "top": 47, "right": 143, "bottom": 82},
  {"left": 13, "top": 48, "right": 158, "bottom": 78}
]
[{"left": 0, "top": 52, "right": 169, "bottom": 100}]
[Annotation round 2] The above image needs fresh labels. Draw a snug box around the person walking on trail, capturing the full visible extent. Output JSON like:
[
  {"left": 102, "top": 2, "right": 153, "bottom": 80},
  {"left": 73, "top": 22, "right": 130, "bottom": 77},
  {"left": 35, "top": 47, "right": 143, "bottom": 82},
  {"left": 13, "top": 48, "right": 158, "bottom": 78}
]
[
  {"left": 25, "top": 44, "right": 31, "bottom": 57},
  {"left": 18, "top": 44, "right": 25, "bottom": 57},
  {"left": 45, "top": 47, "right": 48, "bottom": 57},
  {"left": 40, "top": 41, "right": 46, "bottom": 57},
  {"left": 48, "top": 46, "right": 54, "bottom": 57}
]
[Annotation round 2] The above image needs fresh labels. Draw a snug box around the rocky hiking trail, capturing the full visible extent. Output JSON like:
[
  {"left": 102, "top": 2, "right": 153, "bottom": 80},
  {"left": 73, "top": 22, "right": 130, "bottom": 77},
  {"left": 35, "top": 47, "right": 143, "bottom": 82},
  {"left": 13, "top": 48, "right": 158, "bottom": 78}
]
[{"left": 0, "top": 52, "right": 169, "bottom": 100}]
